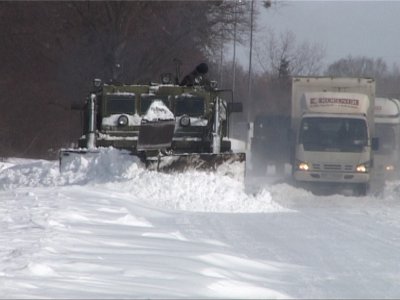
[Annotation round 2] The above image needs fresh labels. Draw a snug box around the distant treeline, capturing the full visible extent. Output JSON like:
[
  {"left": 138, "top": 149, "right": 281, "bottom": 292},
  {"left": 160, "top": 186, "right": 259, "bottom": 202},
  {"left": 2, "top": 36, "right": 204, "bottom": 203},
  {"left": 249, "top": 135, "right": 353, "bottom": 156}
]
[{"left": 1, "top": 1, "right": 399, "bottom": 159}]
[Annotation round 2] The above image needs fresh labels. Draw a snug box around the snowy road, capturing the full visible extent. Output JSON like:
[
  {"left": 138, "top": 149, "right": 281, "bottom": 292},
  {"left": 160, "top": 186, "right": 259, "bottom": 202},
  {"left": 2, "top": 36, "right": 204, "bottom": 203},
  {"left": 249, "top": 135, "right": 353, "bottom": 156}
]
[
  {"left": 1, "top": 149, "right": 400, "bottom": 299},
  {"left": 180, "top": 198, "right": 400, "bottom": 299}
]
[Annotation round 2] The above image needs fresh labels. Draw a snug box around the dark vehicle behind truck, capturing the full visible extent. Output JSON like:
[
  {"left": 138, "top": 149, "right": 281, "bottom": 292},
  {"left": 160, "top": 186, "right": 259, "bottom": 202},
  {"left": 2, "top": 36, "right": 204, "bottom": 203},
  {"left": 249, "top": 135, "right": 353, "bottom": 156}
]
[{"left": 251, "top": 114, "right": 290, "bottom": 176}]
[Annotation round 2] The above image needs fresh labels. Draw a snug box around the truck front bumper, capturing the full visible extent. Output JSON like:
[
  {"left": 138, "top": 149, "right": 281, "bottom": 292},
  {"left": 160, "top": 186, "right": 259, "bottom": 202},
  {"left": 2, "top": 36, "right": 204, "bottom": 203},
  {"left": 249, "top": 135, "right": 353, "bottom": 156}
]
[{"left": 293, "top": 170, "right": 370, "bottom": 184}]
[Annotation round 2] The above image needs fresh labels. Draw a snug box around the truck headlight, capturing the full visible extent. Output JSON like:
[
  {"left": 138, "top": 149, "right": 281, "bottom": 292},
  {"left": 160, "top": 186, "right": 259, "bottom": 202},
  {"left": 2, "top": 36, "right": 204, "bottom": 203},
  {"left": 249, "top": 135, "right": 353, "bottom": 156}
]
[
  {"left": 180, "top": 115, "right": 190, "bottom": 127},
  {"left": 117, "top": 115, "right": 129, "bottom": 127},
  {"left": 385, "top": 165, "right": 395, "bottom": 171},
  {"left": 356, "top": 163, "right": 368, "bottom": 173},
  {"left": 297, "top": 161, "right": 310, "bottom": 171}
]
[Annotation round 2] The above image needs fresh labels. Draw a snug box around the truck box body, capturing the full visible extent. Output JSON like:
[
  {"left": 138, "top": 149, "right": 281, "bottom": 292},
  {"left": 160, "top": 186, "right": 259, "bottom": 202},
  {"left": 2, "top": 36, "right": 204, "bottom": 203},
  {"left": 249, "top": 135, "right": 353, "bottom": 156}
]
[
  {"left": 374, "top": 97, "right": 400, "bottom": 180},
  {"left": 291, "top": 77, "right": 376, "bottom": 195}
]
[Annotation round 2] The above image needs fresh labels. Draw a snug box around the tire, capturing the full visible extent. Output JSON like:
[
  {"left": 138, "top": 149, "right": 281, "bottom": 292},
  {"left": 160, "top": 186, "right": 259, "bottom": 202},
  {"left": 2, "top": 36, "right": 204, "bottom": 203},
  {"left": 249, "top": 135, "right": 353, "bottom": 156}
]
[{"left": 356, "top": 183, "right": 369, "bottom": 196}]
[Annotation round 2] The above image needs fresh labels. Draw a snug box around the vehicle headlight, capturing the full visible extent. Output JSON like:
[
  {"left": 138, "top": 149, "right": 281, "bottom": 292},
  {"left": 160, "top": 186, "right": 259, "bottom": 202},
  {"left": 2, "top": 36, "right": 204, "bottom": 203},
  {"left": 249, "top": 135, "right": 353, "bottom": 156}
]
[
  {"left": 385, "top": 165, "right": 395, "bottom": 171},
  {"left": 117, "top": 115, "right": 129, "bottom": 127},
  {"left": 298, "top": 161, "right": 310, "bottom": 171},
  {"left": 93, "top": 78, "right": 102, "bottom": 88},
  {"left": 356, "top": 163, "right": 368, "bottom": 173},
  {"left": 180, "top": 115, "right": 190, "bottom": 127},
  {"left": 160, "top": 72, "right": 172, "bottom": 84}
]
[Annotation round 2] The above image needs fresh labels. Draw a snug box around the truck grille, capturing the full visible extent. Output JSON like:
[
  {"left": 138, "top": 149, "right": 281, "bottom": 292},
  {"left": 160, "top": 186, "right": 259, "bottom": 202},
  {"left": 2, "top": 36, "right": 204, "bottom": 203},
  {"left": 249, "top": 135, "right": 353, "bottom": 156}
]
[
  {"left": 312, "top": 163, "right": 353, "bottom": 171},
  {"left": 324, "top": 164, "right": 341, "bottom": 170}
]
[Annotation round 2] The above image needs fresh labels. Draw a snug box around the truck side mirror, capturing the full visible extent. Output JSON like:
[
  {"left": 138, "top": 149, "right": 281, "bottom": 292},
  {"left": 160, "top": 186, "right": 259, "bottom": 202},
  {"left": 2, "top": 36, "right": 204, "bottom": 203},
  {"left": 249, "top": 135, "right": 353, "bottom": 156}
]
[
  {"left": 227, "top": 102, "right": 243, "bottom": 113},
  {"left": 372, "top": 137, "right": 379, "bottom": 151}
]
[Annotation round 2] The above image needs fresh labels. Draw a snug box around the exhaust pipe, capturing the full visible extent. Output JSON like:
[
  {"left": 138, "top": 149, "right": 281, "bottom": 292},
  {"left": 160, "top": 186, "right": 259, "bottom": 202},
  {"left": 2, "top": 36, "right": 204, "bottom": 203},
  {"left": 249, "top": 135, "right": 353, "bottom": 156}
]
[
  {"left": 212, "top": 97, "right": 221, "bottom": 154},
  {"left": 87, "top": 93, "right": 97, "bottom": 150}
]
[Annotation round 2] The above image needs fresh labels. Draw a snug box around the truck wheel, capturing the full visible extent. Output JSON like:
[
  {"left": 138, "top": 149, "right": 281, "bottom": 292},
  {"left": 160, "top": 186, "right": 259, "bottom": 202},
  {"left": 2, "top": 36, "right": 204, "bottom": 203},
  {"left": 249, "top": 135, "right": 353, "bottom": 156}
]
[{"left": 356, "top": 183, "right": 369, "bottom": 196}]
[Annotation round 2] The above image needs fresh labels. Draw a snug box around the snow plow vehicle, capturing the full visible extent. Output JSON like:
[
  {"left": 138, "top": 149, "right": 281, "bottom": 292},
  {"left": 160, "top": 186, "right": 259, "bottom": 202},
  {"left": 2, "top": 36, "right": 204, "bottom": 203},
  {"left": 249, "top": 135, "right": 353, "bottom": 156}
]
[{"left": 60, "top": 63, "right": 245, "bottom": 178}]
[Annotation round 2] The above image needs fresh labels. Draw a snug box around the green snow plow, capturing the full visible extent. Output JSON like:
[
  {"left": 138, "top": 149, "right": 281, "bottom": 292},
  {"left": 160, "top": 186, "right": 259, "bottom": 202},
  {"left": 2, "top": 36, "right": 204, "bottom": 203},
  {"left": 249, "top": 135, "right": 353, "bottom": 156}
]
[{"left": 60, "top": 63, "right": 246, "bottom": 178}]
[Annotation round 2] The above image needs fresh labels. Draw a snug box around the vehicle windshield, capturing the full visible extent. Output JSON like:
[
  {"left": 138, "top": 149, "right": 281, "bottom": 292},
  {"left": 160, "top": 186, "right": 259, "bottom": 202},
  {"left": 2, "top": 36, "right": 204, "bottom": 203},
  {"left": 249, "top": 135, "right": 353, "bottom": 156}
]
[
  {"left": 106, "top": 94, "right": 135, "bottom": 114},
  {"left": 140, "top": 94, "right": 170, "bottom": 115},
  {"left": 175, "top": 95, "right": 205, "bottom": 117},
  {"left": 300, "top": 117, "right": 368, "bottom": 152},
  {"left": 375, "top": 124, "right": 396, "bottom": 155}
]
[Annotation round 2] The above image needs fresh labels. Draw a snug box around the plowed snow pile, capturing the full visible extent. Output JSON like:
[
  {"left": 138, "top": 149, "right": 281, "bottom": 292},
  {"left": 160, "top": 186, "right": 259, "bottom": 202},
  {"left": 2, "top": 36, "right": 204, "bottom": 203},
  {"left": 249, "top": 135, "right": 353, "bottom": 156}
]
[{"left": 0, "top": 148, "right": 286, "bottom": 213}]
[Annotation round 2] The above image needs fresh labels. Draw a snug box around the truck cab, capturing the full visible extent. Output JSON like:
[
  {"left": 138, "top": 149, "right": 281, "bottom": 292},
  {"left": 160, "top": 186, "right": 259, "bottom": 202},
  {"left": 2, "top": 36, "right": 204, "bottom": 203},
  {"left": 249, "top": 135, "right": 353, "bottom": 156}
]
[{"left": 291, "top": 77, "right": 377, "bottom": 196}]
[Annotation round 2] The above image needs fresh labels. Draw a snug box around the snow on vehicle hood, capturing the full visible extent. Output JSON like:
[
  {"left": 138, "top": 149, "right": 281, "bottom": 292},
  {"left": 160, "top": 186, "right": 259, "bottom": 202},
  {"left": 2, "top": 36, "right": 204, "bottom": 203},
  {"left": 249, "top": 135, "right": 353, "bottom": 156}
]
[{"left": 142, "top": 100, "right": 174, "bottom": 122}]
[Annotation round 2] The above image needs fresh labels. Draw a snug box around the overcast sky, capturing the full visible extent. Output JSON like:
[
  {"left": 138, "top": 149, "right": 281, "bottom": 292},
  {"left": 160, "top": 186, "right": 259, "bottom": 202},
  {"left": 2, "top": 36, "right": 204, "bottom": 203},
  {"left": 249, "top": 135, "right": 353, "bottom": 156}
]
[{"left": 236, "top": 0, "right": 400, "bottom": 72}]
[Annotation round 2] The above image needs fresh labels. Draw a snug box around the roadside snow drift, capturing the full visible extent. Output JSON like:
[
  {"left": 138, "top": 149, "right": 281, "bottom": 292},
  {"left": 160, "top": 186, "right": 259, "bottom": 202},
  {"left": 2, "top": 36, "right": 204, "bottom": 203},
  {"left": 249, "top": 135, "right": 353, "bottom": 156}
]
[{"left": 1, "top": 148, "right": 400, "bottom": 299}]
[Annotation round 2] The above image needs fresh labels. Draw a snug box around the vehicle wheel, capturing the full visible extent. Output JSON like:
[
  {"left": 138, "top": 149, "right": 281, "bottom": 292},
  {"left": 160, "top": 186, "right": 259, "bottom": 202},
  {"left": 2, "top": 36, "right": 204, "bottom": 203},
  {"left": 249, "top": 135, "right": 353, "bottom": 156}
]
[{"left": 355, "top": 183, "right": 369, "bottom": 196}]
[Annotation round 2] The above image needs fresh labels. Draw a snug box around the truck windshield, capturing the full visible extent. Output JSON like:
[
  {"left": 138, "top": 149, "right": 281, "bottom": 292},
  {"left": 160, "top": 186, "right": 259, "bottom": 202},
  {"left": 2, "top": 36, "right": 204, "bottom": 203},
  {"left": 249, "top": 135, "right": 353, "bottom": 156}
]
[
  {"left": 300, "top": 117, "right": 368, "bottom": 152},
  {"left": 375, "top": 124, "right": 396, "bottom": 155},
  {"left": 106, "top": 94, "right": 135, "bottom": 114},
  {"left": 175, "top": 96, "right": 205, "bottom": 117}
]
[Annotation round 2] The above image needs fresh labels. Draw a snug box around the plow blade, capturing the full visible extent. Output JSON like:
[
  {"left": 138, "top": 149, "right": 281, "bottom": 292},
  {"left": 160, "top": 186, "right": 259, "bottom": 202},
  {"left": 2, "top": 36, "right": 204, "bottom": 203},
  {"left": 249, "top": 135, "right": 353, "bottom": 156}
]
[
  {"left": 146, "top": 152, "right": 246, "bottom": 179},
  {"left": 59, "top": 148, "right": 246, "bottom": 180},
  {"left": 58, "top": 148, "right": 136, "bottom": 173},
  {"left": 137, "top": 120, "right": 175, "bottom": 151}
]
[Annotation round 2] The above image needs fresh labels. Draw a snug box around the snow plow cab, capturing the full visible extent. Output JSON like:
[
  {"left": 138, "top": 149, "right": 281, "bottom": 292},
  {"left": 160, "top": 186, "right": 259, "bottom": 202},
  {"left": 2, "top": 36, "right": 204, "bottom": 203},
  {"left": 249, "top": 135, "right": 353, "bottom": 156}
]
[{"left": 60, "top": 63, "right": 245, "bottom": 178}]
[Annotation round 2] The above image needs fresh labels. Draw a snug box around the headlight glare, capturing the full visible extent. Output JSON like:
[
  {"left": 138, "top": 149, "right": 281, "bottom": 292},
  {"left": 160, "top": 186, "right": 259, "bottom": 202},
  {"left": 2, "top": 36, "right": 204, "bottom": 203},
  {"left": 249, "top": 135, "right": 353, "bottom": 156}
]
[
  {"left": 298, "top": 162, "right": 309, "bottom": 171},
  {"left": 385, "top": 165, "right": 395, "bottom": 171},
  {"left": 356, "top": 164, "right": 367, "bottom": 173}
]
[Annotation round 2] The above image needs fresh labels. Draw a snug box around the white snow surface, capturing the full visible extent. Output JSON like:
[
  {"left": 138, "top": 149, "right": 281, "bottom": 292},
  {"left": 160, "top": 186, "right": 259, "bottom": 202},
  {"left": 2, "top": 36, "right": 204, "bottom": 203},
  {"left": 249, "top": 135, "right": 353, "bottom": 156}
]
[{"left": 1, "top": 148, "right": 400, "bottom": 298}]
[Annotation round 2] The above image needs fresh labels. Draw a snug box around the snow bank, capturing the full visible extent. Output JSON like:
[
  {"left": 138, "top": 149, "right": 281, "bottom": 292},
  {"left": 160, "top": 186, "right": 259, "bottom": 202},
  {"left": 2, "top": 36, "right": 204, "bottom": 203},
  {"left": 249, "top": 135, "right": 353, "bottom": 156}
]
[
  {"left": 0, "top": 148, "right": 145, "bottom": 188},
  {"left": 0, "top": 148, "right": 288, "bottom": 213}
]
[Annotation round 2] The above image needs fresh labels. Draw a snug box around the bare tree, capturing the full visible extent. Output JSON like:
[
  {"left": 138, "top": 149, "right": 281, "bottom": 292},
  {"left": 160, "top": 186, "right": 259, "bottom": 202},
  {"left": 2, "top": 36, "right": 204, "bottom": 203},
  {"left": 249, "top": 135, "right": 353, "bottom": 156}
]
[
  {"left": 325, "top": 55, "right": 388, "bottom": 79},
  {"left": 325, "top": 56, "right": 400, "bottom": 98},
  {"left": 59, "top": 1, "right": 253, "bottom": 82},
  {"left": 255, "top": 30, "right": 325, "bottom": 76}
]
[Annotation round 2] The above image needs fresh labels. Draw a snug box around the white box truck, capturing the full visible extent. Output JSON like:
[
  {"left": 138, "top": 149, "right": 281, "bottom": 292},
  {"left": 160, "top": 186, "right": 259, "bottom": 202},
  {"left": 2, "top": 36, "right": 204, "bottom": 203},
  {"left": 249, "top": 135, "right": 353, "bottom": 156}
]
[
  {"left": 291, "top": 77, "right": 378, "bottom": 195},
  {"left": 374, "top": 97, "right": 400, "bottom": 180}
]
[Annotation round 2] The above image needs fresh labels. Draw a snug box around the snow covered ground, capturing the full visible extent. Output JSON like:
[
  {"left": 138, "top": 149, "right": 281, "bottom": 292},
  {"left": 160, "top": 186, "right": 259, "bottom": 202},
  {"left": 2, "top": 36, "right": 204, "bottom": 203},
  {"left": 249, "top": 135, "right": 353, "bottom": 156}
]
[{"left": 1, "top": 148, "right": 400, "bottom": 299}]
